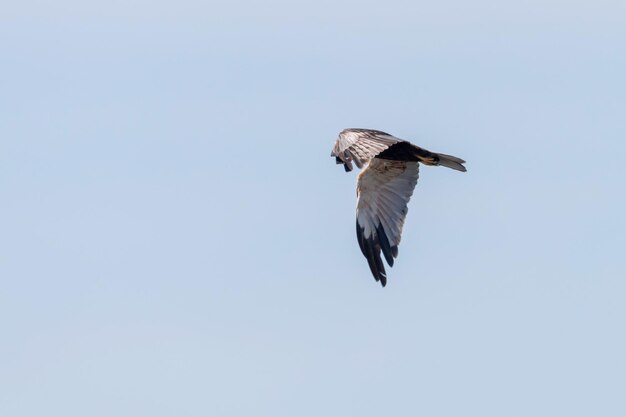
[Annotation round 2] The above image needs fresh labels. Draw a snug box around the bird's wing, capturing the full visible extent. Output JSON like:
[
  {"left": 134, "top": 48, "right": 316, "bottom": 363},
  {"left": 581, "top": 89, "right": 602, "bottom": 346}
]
[
  {"left": 355, "top": 158, "right": 420, "bottom": 286},
  {"left": 331, "top": 128, "right": 401, "bottom": 172}
]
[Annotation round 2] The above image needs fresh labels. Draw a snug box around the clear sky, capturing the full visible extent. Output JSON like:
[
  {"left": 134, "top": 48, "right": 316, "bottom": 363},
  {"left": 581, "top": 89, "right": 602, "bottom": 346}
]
[{"left": 1, "top": 1, "right": 625, "bottom": 416}]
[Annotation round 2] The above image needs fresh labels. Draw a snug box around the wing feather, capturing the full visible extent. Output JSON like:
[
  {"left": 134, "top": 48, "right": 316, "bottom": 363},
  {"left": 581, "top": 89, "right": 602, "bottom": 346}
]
[
  {"left": 331, "top": 129, "right": 401, "bottom": 171},
  {"left": 355, "top": 159, "right": 420, "bottom": 286}
]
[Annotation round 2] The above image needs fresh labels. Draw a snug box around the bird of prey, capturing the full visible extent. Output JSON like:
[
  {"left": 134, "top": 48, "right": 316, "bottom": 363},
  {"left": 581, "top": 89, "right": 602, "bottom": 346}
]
[{"left": 331, "top": 128, "right": 466, "bottom": 287}]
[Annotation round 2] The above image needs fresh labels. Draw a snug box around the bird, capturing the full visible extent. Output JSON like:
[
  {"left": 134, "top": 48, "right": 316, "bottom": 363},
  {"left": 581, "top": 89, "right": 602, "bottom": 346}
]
[{"left": 331, "top": 128, "right": 466, "bottom": 287}]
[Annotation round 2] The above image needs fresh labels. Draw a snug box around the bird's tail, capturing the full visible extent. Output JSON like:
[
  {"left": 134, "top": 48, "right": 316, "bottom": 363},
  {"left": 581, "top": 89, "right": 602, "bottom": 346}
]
[
  {"left": 412, "top": 147, "right": 466, "bottom": 172},
  {"left": 434, "top": 153, "right": 467, "bottom": 172}
]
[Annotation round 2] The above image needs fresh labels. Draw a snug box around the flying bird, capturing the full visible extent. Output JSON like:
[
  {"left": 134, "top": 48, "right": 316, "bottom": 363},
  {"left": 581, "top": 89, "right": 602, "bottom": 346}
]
[{"left": 331, "top": 128, "right": 466, "bottom": 287}]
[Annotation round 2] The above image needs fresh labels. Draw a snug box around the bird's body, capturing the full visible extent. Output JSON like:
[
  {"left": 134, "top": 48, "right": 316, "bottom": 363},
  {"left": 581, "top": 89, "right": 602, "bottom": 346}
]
[{"left": 331, "top": 128, "right": 466, "bottom": 287}]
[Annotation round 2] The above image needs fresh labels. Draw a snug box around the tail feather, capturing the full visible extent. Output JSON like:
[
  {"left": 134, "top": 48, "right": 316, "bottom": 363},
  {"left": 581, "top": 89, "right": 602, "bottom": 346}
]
[
  {"left": 411, "top": 146, "right": 467, "bottom": 172},
  {"left": 435, "top": 153, "right": 466, "bottom": 172}
]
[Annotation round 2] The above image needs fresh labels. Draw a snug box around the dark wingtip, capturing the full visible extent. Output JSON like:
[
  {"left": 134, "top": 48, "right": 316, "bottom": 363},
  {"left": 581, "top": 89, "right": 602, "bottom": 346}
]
[
  {"left": 376, "top": 224, "right": 395, "bottom": 267},
  {"left": 334, "top": 156, "right": 353, "bottom": 172},
  {"left": 357, "top": 221, "right": 390, "bottom": 287},
  {"left": 333, "top": 154, "right": 354, "bottom": 172},
  {"left": 356, "top": 221, "right": 366, "bottom": 257}
]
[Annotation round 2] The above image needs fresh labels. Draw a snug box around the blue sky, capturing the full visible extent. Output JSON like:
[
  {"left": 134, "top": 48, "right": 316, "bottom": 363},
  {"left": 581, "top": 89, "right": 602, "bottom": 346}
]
[{"left": 1, "top": 1, "right": 625, "bottom": 416}]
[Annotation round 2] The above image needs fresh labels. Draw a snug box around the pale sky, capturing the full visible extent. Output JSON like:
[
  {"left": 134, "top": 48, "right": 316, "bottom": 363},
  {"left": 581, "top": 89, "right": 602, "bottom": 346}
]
[{"left": 1, "top": 1, "right": 625, "bottom": 416}]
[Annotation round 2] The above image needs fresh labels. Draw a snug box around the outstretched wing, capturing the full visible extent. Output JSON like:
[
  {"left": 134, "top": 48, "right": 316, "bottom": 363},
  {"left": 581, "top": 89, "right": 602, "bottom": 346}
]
[
  {"left": 355, "top": 159, "right": 420, "bottom": 287},
  {"left": 331, "top": 128, "right": 401, "bottom": 172}
]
